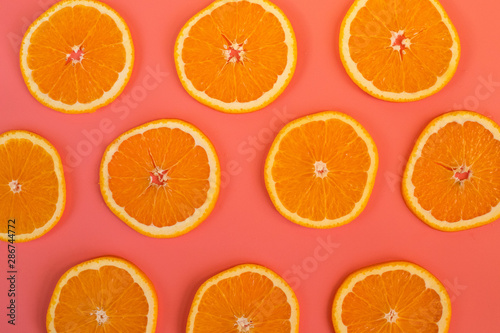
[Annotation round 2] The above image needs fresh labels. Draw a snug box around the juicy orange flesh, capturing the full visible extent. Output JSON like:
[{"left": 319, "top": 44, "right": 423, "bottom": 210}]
[
  {"left": 412, "top": 121, "right": 500, "bottom": 222},
  {"left": 193, "top": 272, "right": 292, "bottom": 332},
  {"left": 107, "top": 128, "right": 210, "bottom": 227},
  {"left": 0, "top": 138, "right": 59, "bottom": 235},
  {"left": 341, "top": 270, "right": 443, "bottom": 332},
  {"left": 348, "top": 0, "right": 454, "bottom": 93},
  {"left": 54, "top": 265, "right": 149, "bottom": 331},
  {"left": 272, "top": 119, "right": 371, "bottom": 221},
  {"left": 182, "top": 1, "right": 288, "bottom": 103},
  {"left": 27, "top": 5, "right": 126, "bottom": 105}
]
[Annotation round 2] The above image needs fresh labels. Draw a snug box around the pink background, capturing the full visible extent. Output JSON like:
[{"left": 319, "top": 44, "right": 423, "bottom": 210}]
[{"left": 2, "top": 0, "right": 500, "bottom": 332}]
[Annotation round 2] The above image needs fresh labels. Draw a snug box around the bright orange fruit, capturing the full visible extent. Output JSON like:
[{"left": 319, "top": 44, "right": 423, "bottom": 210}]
[
  {"left": 20, "top": 0, "right": 134, "bottom": 113},
  {"left": 339, "top": 0, "right": 460, "bottom": 101},
  {"left": 403, "top": 111, "right": 500, "bottom": 231},
  {"left": 175, "top": 0, "right": 297, "bottom": 113},
  {"left": 0, "top": 130, "right": 65, "bottom": 242},
  {"left": 187, "top": 264, "right": 299, "bottom": 332},
  {"left": 46, "top": 256, "right": 158, "bottom": 332},
  {"left": 100, "top": 119, "right": 220, "bottom": 238},
  {"left": 332, "top": 261, "right": 451, "bottom": 333},
  {"left": 265, "top": 111, "right": 378, "bottom": 228}
]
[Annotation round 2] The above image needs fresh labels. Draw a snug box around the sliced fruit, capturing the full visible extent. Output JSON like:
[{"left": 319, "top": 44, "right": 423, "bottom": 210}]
[
  {"left": 333, "top": 261, "right": 451, "bottom": 333},
  {"left": 403, "top": 111, "right": 500, "bottom": 231},
  {"left": 186, "top": 264, "right": 299, "bottom": 332},
  {"left": 46, "top": 256, "right": 157, "bottom": 332},
  {"left": 265, "top": 111, "right": 378, "bottom": 228},
  {"left": 339, "top": 0, "right": 460, "bottom": 101},
  {"left": 20, "top": 0, "right": 134, "bottom": 113},
  {"left": 174, "top": 0, "right": 297, "bottom": 113},
  {"left": 0, "top": 130, "right": 65, "bottom": 242},
  {"left": 100, "top": 119, "right": 220, "bottom": 238}
]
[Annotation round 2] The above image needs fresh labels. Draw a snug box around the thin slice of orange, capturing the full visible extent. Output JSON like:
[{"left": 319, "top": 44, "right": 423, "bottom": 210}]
[
  {"left": 100, "top": 119, "right": 220, "bottom": 238},
  {"left": 20, "top": 0, "right": 134, "bottom": 113},
  {"left": 187, "top": 264, "right": 299, "bottom": 332},
  {"left": 46, "top": 256, "right": 158, "bottom": 332},
  {"left": 339, "top": 0, "right": 460, "bottom": 101},
  {"left": 265, "top": 111, "right": 378, "bottom": 228},
  {"left": 332, "top": 261, "right": 451, "bottom": 333},
  {"left": 403, "top": 111, "right": 500, "bottom": 231},
  {"left": 0, "top": 130, "right": 65, "bottom": 242},
  {"left": 174, "top": 0, "right": 297, "bottom": 113}
]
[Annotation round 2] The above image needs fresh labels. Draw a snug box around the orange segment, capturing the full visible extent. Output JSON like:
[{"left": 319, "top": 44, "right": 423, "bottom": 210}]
[
  {"left": 100, "top": 119, "right": 220, "bottom": 238},
  {"left": 332, "top": 261, "right": 451, "bottom": 333},
  {"left": 74, "top": 62, "right": 105, "bottom": 104},
  {"left": 186, "top": 264, "right": 299, "bottom": 333},
  {"left": 20, "top": 0, "right": 134, "bottom": 113},
  {"left": 26, "top": 44, "right": 67, "bottom": 70},
  {"left": 46, "top": 256, "right": 157, "bottom": 333},
  {"left": 31, "top": 60, "right": 69, "bottom": 95},
  {"left": 403, "top": 111, "right": 500, "bottom": 231},
  {"left": 48, "top": 65, "right": 78, "bottom": 105},
  {"left": 29, "top": 20, "right": 70, "bottom": 52},
  {"left": 265, "top": 111, "right": 378, "bottom": 228},
  {"left": 84, "top": 44, "right": 127, "bottom": 72},
  {"left": 175, "top": 0, "right": 297, "bottom": 113},
  {"left": 339, "top": 0, "right": 460, "bottom": 101},
  {"left": 72, "top": 5, "right": 102, "bottom": 44},
  {"left": 0, "top": 130, "right": 65, "bottom": 242}
]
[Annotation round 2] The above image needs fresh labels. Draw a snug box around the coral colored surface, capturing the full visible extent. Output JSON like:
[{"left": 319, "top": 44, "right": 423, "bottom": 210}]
[{"left": 1, "top": 0, "right": 500, "bottom": 332}]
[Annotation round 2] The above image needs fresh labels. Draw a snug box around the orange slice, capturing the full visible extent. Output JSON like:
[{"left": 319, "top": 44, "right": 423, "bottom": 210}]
[
  {"left": 332, "top": 261, "right": 451, "bottom": 333},
  {"left": 0, "top": 130, "right": 65, "bottom": 242},
  {"left": 186, "top": 264, "right": 299, "bottom": 332},
  {"left": 265, "top": 111, "right": 378, "bottom": 228},
  {"left": 100, "top": 119, "right": 220, "bottom": 238},
  {"left": 46, "top": 256, "right": 157, "bottom": 332},
  {"left": 174, "top": 0, "right": 297, "bottom": 113},
  {"left": 339, "top": 0, "right": 460, "bottom": 101},
  {"left": 20, "top": 0, "right": 134, "bottom": 113},
  {"left": 403, "top": 111, "right": 500, "bottom": 231}
]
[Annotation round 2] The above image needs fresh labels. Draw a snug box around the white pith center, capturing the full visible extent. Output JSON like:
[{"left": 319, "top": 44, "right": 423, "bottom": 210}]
[
  {"left": 150, "top": 167, "right": 170, "bottom": 186},
  {"left": 91, "top": 308, "right": 109, "bottom": 325},
  {"left": 9, "top": 180, "right": 21, "bottom": 193},
  {"left": 67, "top": 45, "right": 85, "bottom": 64},
  {"left": 453, "top": 165, "right": 471, "bottom": 182},
  {"left": 223, "top": 41, "right": 246, "bottom": 63},
  {"left": 314, "top": 161, "right": 329, "bottom": 178},
  {"left": 235, "top": 316, "right": 253, "bottom": 332},
  {"left": 390, "top": 30, "right": 411, "bottom": 54},
  {"left": 385, "top": 309, "right": 398, "bottom": 323}
]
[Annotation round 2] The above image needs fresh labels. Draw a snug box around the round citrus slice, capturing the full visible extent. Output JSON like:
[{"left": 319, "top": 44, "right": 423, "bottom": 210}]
[
  {"left": 174, "top": 0, "right": 297, "bottom": 113},
  {"left": 20, "top": 0, "right": 134, "bottom": 113},
  {"left": 265, "top": 111, "right": 378, "bottom": 228},
  {"left": 100, "top": 119, "right": 220, "bottom": 238},
  {"left": 0, "top": 130, "right": 65, "bottom": 242},
  {"left": 339, "top": 0, "right": 460, "bottom": 101},
  {"left": 46, "top": 256, "right": 157, "bottom": 332},
  {"left": 403, "top": 111, "right": 500, "bottom": 231},
  {"left": 187, "top": 264, "right": 299, "bottom": 332},
  {"left": 333, "top": 261, "right": 451, "bottom": 333}
]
